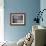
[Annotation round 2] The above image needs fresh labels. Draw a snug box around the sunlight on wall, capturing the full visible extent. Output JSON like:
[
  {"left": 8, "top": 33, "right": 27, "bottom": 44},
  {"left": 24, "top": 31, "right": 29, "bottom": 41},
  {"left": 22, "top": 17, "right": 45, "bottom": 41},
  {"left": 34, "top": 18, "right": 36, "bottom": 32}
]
[{"left": 0, "top": 0, "right": 4, "bottom": 42}]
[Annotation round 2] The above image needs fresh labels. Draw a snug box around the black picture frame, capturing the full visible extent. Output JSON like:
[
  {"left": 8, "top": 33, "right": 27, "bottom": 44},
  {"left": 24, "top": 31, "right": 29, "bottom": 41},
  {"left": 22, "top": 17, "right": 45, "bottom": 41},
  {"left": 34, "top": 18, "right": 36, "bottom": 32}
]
[{"left": 10, "top": 13, "right": 26, "bottom": 26}]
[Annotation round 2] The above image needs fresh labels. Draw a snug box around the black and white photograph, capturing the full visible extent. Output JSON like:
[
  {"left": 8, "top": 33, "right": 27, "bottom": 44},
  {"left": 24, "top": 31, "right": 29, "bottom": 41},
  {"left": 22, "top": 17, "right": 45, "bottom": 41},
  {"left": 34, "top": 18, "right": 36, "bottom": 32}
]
[{"left": 10, "top": 13, "right": 25, "bottom": 25}]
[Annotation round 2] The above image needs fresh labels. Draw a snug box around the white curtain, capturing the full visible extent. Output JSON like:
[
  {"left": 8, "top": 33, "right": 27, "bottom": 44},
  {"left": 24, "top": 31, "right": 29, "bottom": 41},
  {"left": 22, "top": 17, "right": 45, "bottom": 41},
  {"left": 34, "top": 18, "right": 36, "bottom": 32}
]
[{"left": 0, "top": 0, "right": 4, "bottom": 42}]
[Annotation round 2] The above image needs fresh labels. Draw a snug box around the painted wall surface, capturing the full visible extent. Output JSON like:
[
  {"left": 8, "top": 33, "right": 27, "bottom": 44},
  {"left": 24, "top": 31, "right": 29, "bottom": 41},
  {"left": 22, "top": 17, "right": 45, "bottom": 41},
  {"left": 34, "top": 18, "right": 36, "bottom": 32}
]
[
  {"left": 4, "top": 0, "right": 40, "bottom": 42},
  {"left": 40, "top": 0, "right": 46, "bottom": 27}
]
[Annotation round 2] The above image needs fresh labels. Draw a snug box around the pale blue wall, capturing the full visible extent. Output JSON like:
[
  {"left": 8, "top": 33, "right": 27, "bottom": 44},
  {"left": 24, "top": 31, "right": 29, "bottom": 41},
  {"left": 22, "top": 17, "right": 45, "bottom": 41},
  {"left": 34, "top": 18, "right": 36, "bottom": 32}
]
[
  {"left": 4, "top": 0, "right": 40, "bottom": 42},
  {"left": 40, "top": 0, "right": 46, "bottom": 27}
]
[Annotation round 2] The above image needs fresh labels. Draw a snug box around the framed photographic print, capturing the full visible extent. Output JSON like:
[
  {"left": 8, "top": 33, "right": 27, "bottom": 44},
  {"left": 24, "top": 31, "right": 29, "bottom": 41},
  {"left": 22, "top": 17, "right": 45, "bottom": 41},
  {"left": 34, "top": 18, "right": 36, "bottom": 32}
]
[{"left": 10, "top": 13, "right": 26, "bottom": 26}]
